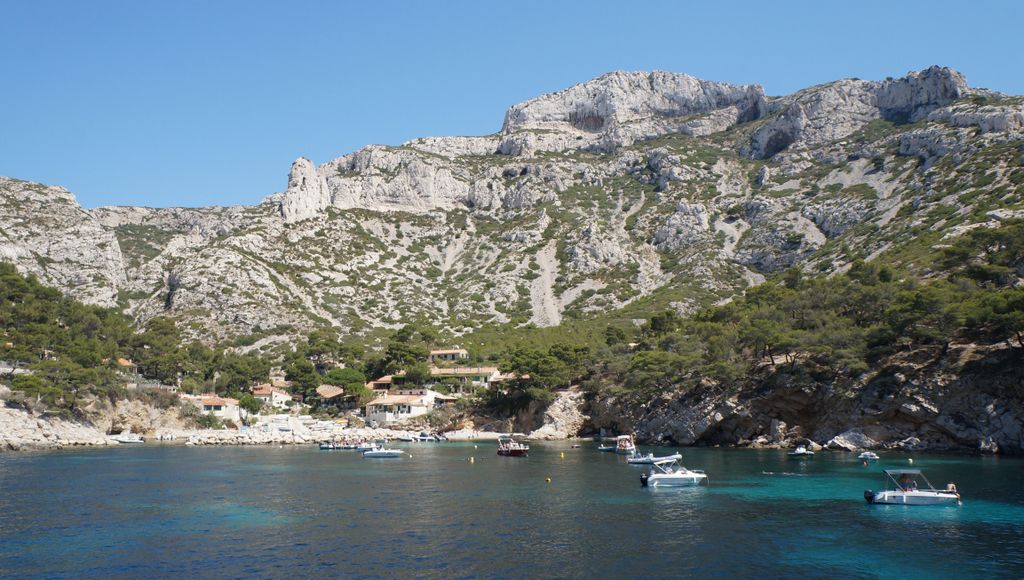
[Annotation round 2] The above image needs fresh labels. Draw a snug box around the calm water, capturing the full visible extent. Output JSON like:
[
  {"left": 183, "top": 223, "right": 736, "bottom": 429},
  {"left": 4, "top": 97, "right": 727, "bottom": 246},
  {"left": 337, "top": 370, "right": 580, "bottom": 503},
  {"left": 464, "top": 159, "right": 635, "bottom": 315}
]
[{"left": 1, "top": 442, "right": 1023, "bottom": 578}]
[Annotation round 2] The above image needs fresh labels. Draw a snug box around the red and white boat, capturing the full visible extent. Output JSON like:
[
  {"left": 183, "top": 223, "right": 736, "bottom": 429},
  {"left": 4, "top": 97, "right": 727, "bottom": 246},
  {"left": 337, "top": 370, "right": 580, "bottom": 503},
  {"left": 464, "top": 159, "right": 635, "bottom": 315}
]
[{"left": 497, "top": 435, "right": 529, "bottom": 457}]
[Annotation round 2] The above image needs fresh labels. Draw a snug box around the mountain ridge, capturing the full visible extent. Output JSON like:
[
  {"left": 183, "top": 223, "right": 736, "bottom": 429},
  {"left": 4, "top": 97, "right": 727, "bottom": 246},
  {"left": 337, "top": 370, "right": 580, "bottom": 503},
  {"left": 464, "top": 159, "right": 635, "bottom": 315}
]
[{"left": 1, "top": 65, "right": 1022, "bottom": 348}]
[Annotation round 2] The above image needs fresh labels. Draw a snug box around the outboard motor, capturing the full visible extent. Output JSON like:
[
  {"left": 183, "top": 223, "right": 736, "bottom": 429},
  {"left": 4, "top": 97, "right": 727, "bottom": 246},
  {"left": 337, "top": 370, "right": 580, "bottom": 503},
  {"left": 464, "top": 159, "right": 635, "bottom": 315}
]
[
  {"left": 640, "top": 473, "right": 649, "bottom": 487},
  {"left": 864, "top": 490, "right": 875, "bottom": 504}
]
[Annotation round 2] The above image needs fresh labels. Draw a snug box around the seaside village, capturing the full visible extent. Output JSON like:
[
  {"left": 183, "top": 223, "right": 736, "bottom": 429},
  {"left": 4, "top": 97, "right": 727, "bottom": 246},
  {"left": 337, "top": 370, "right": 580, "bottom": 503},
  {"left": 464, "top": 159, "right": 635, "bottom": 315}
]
[{"left": 123, "top": 347, "right": 519, "bottom": 444}]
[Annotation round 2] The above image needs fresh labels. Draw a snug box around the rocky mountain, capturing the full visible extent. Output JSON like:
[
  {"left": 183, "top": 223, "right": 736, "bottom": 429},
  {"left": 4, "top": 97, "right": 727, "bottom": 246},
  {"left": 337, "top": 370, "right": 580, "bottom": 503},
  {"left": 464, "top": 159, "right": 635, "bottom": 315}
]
[{"left": 1, "top": 66, "right": 1022, "bottom": 346}]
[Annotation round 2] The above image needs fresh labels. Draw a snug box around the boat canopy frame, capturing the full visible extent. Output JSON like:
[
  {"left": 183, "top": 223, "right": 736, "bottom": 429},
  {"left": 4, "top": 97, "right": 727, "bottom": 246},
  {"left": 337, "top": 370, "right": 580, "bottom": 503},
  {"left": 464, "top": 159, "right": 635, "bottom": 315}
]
[{"left": 883, "top": 469, "right": 938, "bottom": 491}]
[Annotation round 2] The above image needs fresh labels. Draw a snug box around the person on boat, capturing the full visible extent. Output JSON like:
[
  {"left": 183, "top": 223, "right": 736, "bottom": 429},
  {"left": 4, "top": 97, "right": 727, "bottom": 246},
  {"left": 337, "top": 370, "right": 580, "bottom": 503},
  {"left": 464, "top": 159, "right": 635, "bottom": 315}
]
[
  {"left": 946, "top": 482, "right": 957, "bottom": 493},
  {"left": 898, "top": 474, "right": 914, "bottom": 491}
]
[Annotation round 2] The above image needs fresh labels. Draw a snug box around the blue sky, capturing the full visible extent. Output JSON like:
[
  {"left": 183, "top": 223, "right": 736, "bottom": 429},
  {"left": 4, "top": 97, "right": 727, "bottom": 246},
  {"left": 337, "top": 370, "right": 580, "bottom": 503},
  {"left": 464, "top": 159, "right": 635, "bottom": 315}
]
[{"left": 2, "top": 0, "right": 1022, "bottom": 208}]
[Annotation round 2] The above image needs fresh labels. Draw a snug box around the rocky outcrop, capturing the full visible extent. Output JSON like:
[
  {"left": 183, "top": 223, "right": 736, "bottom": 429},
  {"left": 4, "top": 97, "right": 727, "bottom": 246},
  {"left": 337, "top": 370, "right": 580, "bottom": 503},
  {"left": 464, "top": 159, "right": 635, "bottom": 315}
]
[
  {"left": 525, "top": 389, "right": 589, "bottom": 440},
  {"left": 0, "top": 177, "right": 126, "bottom": 307},
  {"left": 278, "top": 157, "right": 331, "bottom": 222},
  {"left": 929, "top": 101, "right": 1024, "bottom": 134},
  {"left": 749, "top": 66, "right": 968, "bottom": 159},
  {"left": 0, "top": 407, "right": 113, "bottom": 450},
  {"left": 652, "top": 202, "right": 712, "bottom": 250},
  {"left": 611, "top": 343, "right": 1024, "bottom": 454},
  {"left": 500, "top": 70, "right": 766, "bottom": 155}
]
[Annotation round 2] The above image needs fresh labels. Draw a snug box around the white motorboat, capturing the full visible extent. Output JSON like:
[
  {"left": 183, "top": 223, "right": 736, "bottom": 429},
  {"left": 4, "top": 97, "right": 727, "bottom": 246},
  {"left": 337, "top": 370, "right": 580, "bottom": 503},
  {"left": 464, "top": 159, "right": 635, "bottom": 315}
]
[
  {"left": 615, "top": 435, "right": 637, "bottom": 455},
  {"left": 858, "top": 451, "right": 880, "bottom": 461},
  {"left": 864, "top": 469, "right": 961, "bottom": 506},
  {"left": 362, "top": 447, "right": 405, "bottom": 458},
  {"left": 640, "top": 458, "right": 708, "bottom": 487},
  {"left": 788, "top": 445, "right": 814, "bottom": 458},
  {"left": 627, "top": 452, "right": 682, "bottom": 465},
  {"left": 355, "top": 441, "right": 378, "bottom": 451},
  {"left": 112, "top": 431, "right": 144, "bottom": 444}
]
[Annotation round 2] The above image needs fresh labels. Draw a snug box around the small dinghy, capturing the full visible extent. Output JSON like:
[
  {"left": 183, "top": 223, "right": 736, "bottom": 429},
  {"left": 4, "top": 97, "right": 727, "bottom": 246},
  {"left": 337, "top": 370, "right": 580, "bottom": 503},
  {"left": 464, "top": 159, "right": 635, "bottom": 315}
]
[
  {"left": 627, "top": 452, "right": 682, "bottom": 465},
  {"left": 319, "top": 442, "right": 337, "bottom": 450},
  {"left": 640, "top": 458, "right": 708, "bottom": 487},
  {"left": 362, "top": 441, "right": 404, "bottom": 458},
  {"left": 362, "top": 448, "right": 405, "bottom": 458},
  {"left": 858, "top": 451, "right": 880, "bottom": 461},
  {"left": 112, "top": 431, "right": 144, "bottom": 444},
  {"left": 864, "top": 469, "right": 961, "bottom": 506},
  {"left": 788, "top": 445, "right": 814, "bottom": 458}
]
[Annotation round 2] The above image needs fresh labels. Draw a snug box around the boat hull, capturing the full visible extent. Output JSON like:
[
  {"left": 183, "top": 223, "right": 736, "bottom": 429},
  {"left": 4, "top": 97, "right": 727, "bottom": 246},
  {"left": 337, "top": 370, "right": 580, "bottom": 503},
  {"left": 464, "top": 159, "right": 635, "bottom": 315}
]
[
  {"left": 867, "top": 490, "right": 960, "bottom": 505},
  {"left": 497, "top": 449, "right": 528, "bottom": 457},
  {"left": 627, "top": 453, "right": 682, "bottom": 465},
  {"left": 362, "top": 450, "right": 404, "bottom": 458},
  {"left": 647, "top": 473, "right": 707, "bottom": 487}
]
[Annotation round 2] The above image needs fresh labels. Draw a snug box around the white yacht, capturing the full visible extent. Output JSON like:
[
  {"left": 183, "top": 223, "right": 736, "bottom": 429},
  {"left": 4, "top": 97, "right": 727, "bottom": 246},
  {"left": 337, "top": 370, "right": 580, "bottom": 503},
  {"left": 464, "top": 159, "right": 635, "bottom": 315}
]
[
  {"left": 864, "top": 469, "right": 961, "bottom": 506},
  {"left": 858, "top": 451, "right": 880, "bottom": 461},
  {"left": 640, "top": 458, "right": 708, "bottom": 487}
]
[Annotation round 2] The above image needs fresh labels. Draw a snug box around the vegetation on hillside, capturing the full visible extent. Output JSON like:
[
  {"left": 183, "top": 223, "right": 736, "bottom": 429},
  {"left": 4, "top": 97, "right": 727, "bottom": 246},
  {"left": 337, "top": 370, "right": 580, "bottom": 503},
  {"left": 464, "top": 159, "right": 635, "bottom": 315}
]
[{"left": 2, "top": 220, "right": 1021, "bottom": 422}]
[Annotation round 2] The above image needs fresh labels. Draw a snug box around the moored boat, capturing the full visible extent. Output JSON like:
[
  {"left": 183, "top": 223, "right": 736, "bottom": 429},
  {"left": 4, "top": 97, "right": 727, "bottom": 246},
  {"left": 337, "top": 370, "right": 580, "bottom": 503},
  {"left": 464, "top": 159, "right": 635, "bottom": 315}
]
[
  {"left": 627, "top": 452, "right": 682, "bottom": 465},
  {"left": 615, "top": 435, "right": 637, "bottom": 455},
  {"left": 112, "top": 431, "right": 144, "bottom": 444},
  {"left": 640, "top": 458, "right": 708, "bottom": 487},
  {"left": 362, "top": 447, "right": 405, "bottom": 458},
  {"left": 497, "top": 435, "right": 529, "bottom": 457},
  {"left": 864, "top": 469, "right": 961, "bottom": 506},
  {"left": 858, "top": 451, "right": 880, "bottom": 461},
  {"left": 788, "top": 445, "right": 814, "bottom": 458}
]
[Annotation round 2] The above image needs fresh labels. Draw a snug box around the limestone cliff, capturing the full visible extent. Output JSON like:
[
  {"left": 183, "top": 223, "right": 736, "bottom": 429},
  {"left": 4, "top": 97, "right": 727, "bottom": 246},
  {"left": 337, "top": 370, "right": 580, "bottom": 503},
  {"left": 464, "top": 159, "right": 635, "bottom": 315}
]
[{"left": 0, "top": 66, "right": 1021, "bottom": 346}]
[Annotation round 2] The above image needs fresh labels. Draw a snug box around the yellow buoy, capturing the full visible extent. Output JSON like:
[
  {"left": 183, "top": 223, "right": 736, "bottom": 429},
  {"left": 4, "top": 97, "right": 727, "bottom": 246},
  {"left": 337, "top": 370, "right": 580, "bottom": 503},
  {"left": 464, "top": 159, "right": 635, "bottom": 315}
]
[
  {"left": 560, "top": 451, "right": 565, "bottom": 459},
  {"left": 546, "top": 477, "right": 552, "bottom": 483},
  {"left": 474, "top": 445, "right": 478, "bottom": 449},
  {"left": 470, "top": 457, "right": 475, "bottom": 463},
  {"left": 908, "top": 458, "right": 914, "bottom": 464}
]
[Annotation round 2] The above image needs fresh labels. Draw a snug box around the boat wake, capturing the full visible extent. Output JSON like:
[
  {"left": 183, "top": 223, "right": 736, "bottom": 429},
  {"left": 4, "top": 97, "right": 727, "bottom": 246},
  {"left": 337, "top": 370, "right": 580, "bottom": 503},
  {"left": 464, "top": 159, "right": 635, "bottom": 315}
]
[{"left": 761, "top": 471, "right": 810, "bottom": 477}]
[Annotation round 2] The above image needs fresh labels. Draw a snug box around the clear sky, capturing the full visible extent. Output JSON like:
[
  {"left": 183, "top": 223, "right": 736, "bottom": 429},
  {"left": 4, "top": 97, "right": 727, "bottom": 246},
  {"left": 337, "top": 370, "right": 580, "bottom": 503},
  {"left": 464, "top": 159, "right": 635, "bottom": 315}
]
[{"left": 2, "top": 0, "right": 1022, "bottom": 208}]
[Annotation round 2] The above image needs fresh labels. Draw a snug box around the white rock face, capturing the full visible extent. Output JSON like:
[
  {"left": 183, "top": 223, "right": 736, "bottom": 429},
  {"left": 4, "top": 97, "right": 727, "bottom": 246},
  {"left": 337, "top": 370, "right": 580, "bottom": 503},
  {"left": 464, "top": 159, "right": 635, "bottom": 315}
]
[
  {"left": 2, "top": 65, "right": 1020, "bottom": 342},
  {"left": 749, "top": 66, "right": 968, "bottom": 159},
  {"left": 652, "top": 202, "right": 712, "bottom": 250},
  {"left": 928, "top": 102, "right": 1024, "bottom": 134},
  {"left": 0, "top": 177, "right": 126, "bottom": 307},
  {"left": 500, "top": 70, "right": 765, "bottom": 154},
  {"left": 279, "top": 157, "right": 331, "bottom": 222}
]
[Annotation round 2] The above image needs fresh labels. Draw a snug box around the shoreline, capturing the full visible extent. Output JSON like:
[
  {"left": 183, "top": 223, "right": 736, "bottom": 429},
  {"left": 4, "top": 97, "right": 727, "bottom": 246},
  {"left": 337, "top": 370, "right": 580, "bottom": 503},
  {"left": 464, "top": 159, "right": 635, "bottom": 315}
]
[{"left": 1, "top": 406, "right": 1012, "bottom": 456}]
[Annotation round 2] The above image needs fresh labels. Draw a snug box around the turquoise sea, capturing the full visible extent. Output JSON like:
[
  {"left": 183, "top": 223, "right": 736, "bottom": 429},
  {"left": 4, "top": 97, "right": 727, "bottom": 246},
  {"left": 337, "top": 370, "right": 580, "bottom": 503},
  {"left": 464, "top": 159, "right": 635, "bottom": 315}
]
[{"left": 1, "top": 442, "right": 1022, "bottom": 578}]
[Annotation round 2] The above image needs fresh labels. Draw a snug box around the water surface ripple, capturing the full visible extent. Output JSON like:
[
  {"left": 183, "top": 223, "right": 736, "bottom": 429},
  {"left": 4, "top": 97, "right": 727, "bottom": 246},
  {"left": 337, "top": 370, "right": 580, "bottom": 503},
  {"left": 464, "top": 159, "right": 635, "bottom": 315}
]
[{"left": 1, "top": 443, "right": 1022, "bottom": 578}]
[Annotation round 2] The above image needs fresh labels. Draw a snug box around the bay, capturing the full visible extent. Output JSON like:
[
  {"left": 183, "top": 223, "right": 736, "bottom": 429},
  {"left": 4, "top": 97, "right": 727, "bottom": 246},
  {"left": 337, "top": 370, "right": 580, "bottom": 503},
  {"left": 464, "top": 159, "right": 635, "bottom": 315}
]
[{"left": 1, "top": 442, "right": 1022, "bottom": 578}]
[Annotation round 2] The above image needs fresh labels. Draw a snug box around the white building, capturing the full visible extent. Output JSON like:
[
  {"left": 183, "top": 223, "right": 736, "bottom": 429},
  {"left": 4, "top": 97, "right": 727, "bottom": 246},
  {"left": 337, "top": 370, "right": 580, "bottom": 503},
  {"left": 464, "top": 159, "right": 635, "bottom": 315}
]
[
  {"left": 428, "top": 348, "right": 469, "bottom": 364},
  {"left": 252, "top": 384, "right": 291, "bottom": 410},
  {"left": 198, "top": 396, "right": 242, "bottom": 423},
  {"left": 363, "top": 389, "right": 455, "bottom": 426}
]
